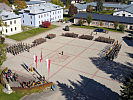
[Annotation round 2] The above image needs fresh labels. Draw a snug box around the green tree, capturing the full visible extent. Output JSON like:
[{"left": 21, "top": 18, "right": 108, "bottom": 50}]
[
  {"left": 99, "top": 21, "right": 103, "bottom": 26},
  {"left": 86, "top": 5, "right": 93, "bottom": 12},
  {"left": 51, "top": 0, "right": 64, "bottom": 7},
  {"left": 78, "top": 17, "right": 84, "bottom": 26},
  {"left": 96, "top": 0, "right": 103, "bottom": 12},
  {"left": 68, "top": 4, "right": 78, "bottom": 16},
  {"left": 119, "top": 24, "right": 125, "bottom": 32},
  {"left": 114, "top": 20, "right": 119, "bottom": 30},
  {"left": 86, "top": 14, "right": 92, "bottom": 26},
  {"left": 0, "top": 39, "right": 7, "bottom": 67},
  {"left": 120, "top": 73, "right": 133, "bottom": 100}
]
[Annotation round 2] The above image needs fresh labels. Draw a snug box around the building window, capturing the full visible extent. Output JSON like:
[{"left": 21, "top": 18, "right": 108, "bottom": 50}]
[
  {"left": 14, "top": 20, "right": 16, "bottom": 24},
  {"left": 41, "top": 15, "right": 43, "bottom": 18},
  {"left": 123, "top": 14, "right": 125, "bottom": 17},
  {"left": 31, "top": 16, "right": 32, "bottom": 19},
  {"left": 11, "top": 28, "right": 13, "bottom": 31},
  {"left": 23, "top": 20, "right": 24, "bottom": 23},
  {"left": 39, "top": 21, "right": 40, "bottom": 24},
  {"left": 92, "top": 22, "right": 95, "bottom": 24},
  {"left": 47, "top": 13, "right": 48, "bottom": 16},
  {"left": 39, "top": 15, "right": 40, "bottom": 18},
  {"left": 10, "top": 21, "right": 12, "bottom": 25},
  {"left": 105, "top": 22, "right": 108, "bottom": 25},
  {"left": 96, "top": 22, "right": 98, "bottom": 24},
  {"left": 44, "top": 14, "right": 46, "bottom": 17},
  {"left": 6, "top": 29, "right": 8, "bottom": 33},
  {"left": 23, "top": 15, "right": 24, "bottom": 18},
  {"left": 15, "top": 27, "right": 17, "bottom": 30},
  {"left": 110, "top": 23, "right": 113, "bottom": 26},
  {"left": 53, "top": 12, "right": 54, "bottom": 15},
  {"left": 31, "top": 21, "right": 32, "bottom": 24},
  {"left": 128, "top": 15, "right": 131, "bottom": 17}
]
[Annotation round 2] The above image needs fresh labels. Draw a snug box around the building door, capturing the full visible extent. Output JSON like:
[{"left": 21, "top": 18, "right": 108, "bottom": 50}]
[{"left": 123, "top": 14, "right": 125, "bottom": 17}]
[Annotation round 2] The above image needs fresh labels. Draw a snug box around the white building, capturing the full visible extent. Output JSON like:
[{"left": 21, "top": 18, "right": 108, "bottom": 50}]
[
  {"left": 0, "top": 10, "right": 21, "bottom": 35},
  {"left": 19, "top": 3, "right": 63, "bottom": 27},
  {"left": 113, "top": 5, "right": 133, "bottom": 17}
]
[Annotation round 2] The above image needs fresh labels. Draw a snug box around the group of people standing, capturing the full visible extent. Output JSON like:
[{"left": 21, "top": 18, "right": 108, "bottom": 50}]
[{"left": 6, "top": 43, "right": 31, "bottom": 56}]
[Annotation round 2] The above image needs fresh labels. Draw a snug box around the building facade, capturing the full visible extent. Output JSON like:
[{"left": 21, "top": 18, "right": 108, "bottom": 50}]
[
  {"left": 0, "top": 10, "right": 21, "bottom": 35},
  {"left": 74, "top": 13, "right": 133, "bottom": 30},
  {"left": 19, "top": 3, "right": 63, "bottom": 27}
]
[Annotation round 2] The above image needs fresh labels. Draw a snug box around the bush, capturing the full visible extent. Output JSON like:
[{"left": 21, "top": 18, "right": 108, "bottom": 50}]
[
  {"left": 0, "top": 36, "right": 5, "bottom": 44},
  {"left": 79, "top": 35, "right": 94, "bottom": 40},
  {"left": 62, "top": 33, "right": 78, "bottom": 38},
  {"left": 119, "top": 24, "right": 125, "bottom": 32},
  {"left": 42, "top": 21, "right": 51, "bottom": 28},
  {"left": 46, "top": 34, "right": 56, "bottom": 39}
]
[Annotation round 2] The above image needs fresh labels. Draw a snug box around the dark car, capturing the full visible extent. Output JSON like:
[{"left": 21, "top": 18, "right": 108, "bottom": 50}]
[
  {"left": 94, "top": 28, "right": 106, "bottom": 33},
  {"left": 64, "top": 26, "right": 69, "bottom": 31}
]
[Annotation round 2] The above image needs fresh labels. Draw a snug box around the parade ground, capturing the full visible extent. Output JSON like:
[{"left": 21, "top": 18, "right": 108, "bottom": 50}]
[{"left": 2, "top": 23, "right": 133, "bottom": 100}]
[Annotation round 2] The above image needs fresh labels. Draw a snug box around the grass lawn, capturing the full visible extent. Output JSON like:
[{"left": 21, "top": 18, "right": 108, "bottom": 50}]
[
  {"left": 6, "top": 25, "right": 57, "bottom": 41},
  {"left": 70, "top": 24, "right": 123, "bottom": 33}
]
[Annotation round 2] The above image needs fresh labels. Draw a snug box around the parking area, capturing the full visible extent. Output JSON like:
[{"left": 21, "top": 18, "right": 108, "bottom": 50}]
[{"left": 2, "top": 25, "right": 133, "bottom": 100}]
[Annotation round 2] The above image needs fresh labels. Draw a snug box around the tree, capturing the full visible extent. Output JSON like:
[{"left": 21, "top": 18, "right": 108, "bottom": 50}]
[
  {"left": 99, "top": 21, "right": 103, "bottom": 26},
  {"left": 68, "top": 4, "right": 78, "bottom": 16},
  {"left": 119, "top": 24, "right": 125, "bottom": 32},
  {"left": 86, "top": 5, "right": 93, "bottom": 12},
  {"left": 114, "top": 20, "right": 119, "bottom": 30},
  {"left": 0, "top": 39, "right": 7, "bottom": 67},
  {"left": 78, "top": 17, "right": 84, "bottom": 26},
  {"left": 51, "top": 0, "right": 64, "bottom": 7},
  {"left": 120, "top": 73, "right": 133, "bottom": 100},
  {"left": 14, "top": 0, "right": 27, "bottom": 9},
  {"left": 86, "top": 14, "right": 92, "bottom": 26},
  {"left": 0, "top": 0, "right": 10, "bottom": 6},
  {"left": 96, "top": 0, "right": 103, "bottom": 12}
]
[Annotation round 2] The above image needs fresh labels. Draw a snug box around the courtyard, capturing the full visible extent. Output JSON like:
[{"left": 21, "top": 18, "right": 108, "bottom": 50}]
[{"left": 1, "top": 23, "right": 133, "bottom": 100}]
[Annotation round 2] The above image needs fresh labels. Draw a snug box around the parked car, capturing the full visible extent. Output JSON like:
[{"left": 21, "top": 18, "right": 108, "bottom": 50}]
[
  {"left": 94, "top": 28, "right": 106, "bottom": 33},
  {"left": 125, "top": 34, "right": 133, "bottom": 40},
  {"left": 64, "top": 26, "right": 69, "bottom": 31}
]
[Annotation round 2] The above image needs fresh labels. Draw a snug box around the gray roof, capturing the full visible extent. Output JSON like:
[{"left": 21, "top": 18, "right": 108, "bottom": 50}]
[
  {"left": 75, "top": 2, "right": 129, "bottom": 10},
  {"left": 0, "top": 10, "right": 20, "bottom": 21},
  {"left": 115, "top": 4, "right": 133, "bottom": 14},
  {"left": 74, "top": 13, "right": 133, "bottom": 24},
  {"left": 0, "top": 3, "right": 13, "bottom": 12},
  {"left": 26, "top": 1, "right": 46, "bottom": 5},
  {"left": 19, "top": 3, "right": 63, "bottom": 14}
]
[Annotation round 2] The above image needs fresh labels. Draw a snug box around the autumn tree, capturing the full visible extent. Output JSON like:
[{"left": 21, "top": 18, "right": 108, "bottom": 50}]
[
  {"left": 114, "top": 20, "right": 119, "bottom": 30},
  {"left": 0, "top": 0, "right": 10, "bottom": 6},
  {"left": 14, "top": 0, "right": 27, "bottom": 9},
  {"left": 68, "top": 4, "right": 78, "bottom": 16},
  {"left": 51, "top": 0, "right": 64, "bottom": 7},
  {"left": 86, "top": 5, "right": 93, "bottom": 12},
  {"left": 78, "top": 17, "right": 84, "bottom": 26},
  {"left": 99, "top": 21, "right": 103, "bottom": 26},
  {"left": 86, "top": 14, "right": 92, "bottom": 26},
  {"left": 96, "top": 0, "right": 103, "bottom": 12}
]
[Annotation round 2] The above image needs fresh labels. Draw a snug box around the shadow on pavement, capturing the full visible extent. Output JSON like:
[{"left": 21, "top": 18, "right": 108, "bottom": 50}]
[
  {"left": 122, "top": 36, "right": 133, "bottom": 47},
  {"left": 57, "top": 75, "right": 119, "bottom": 100},
  {"left": 90, "top": 57, "right": 133, "bottom": 83}
]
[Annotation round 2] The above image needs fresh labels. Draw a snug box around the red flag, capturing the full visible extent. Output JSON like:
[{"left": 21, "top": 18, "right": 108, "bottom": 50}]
[
  {"left": 40, "top": 50, "right": 43, "bottom": 62},
  {"left": 35, "top": 56, "right": 37, "bottom": 69},
  {"left": 48, "top": 59, "right": 51, "bottom": 77}
]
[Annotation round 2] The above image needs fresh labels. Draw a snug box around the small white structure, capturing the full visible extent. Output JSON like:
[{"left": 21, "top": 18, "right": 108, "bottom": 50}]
[
  {"left": 113, "top": 5, "right": 133, "bottom": 17},
  {"left": 2, "top": 84, "right": 13, "bottom": 94},
  {"left": 0, "top": 10, "right": 22, "bottom": 35}
]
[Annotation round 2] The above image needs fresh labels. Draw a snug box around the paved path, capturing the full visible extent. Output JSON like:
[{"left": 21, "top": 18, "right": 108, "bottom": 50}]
[{"left": 2, "top": 22, "right": 133, "bottom": 100}]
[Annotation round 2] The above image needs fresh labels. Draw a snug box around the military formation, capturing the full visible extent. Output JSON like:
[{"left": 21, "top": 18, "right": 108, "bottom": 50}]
[
  {"left": 6, "top": 43, "right": 31, "bottom": 56},
  {"left": 106, "top": 41, "right": 122, "bottom": 60}
]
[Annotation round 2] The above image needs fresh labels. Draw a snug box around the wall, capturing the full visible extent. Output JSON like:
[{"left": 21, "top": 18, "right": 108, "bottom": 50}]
[{"left": 2, "top": 18, "right": 21, "bottom": 35}]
